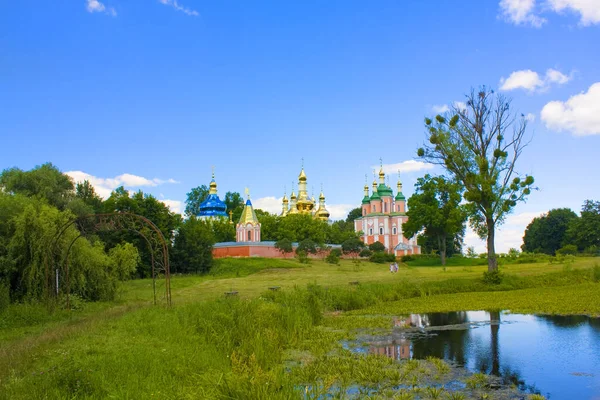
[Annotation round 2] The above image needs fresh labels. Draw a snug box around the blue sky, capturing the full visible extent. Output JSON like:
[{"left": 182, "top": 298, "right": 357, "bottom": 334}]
[{"left": 1, "top": 0, "right": 599, "bottom": 252}]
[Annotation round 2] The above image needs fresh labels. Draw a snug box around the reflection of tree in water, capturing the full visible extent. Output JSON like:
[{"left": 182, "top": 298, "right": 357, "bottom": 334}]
[
  {"left": 472, "top": 312, "right": 543, "bottom": 395},
  {"left": 411, "top": 312, "right": 469, "bottom": 365},
  {"left": 537, "top": 314, "right": 598, "bottom": 329}
]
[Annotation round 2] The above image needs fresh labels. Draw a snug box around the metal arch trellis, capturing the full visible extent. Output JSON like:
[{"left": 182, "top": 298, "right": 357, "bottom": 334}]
[{"left": 46, "top": 212, "right": 171, "bottom": 309}]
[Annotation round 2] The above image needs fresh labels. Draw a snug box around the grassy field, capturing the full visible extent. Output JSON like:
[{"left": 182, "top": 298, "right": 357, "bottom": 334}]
[{"left": 1, "top": 256, "right": 599, "bottom": 399}]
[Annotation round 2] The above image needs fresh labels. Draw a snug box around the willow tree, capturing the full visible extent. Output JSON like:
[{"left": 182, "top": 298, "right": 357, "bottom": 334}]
[{"left": 417, "top": 88, "right": 534, "bottom": 272}]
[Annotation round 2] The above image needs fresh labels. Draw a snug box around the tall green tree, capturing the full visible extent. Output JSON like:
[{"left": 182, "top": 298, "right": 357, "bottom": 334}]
[
  {"left": 210, "top": 218, "right": 235, "bottom": 242},
  {"left": 522, "top": 208, "right": 578, "bottom": 254},
  {"left": 0, "top": 163, "right": 74, "bottom": 210},
  {"left": 566, "top": 200, "right": 600, "bottom": 251},
  {"left": 102, "top": 188, "right": 181, "bottom": 277},
  {"left": 417, "top": 88, "right": 535, "bottom": 271},
  {"left": 224, "top": 191, "right": 244, "bottom": 221},
  {"left": 172, "top": 216, "right": 214, "bottom": 274},
  {"left": 254, "top": 210, "right": 279, "bottom": 241},
  {"left": 276, "top": 213, "right": 328, "bottom": 244},
  {"left": 75, "top": 180, "right": 103, "bottom": 213},
  {"left": 184, "top": 185, "right": 209, "bottom": 217},
  {"left": 402, "top": 175, "right": 467, "bottom": 265},
  {"left": 417, "top": 227, "right": 465, "bottom": 257},
  {"left": 346, "top": 207, "right": 363, "bottom": 223}
]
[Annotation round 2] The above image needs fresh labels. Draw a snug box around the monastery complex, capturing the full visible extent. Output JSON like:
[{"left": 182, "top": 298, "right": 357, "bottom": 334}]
[{"left": 199, "top": 164, "right": 420, "bottom": 258}]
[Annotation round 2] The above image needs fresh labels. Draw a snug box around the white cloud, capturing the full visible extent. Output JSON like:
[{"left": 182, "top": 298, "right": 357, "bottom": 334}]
[
  {"left": 541, "top": 82, "right": 600, "bottom": 136},
  {"left": 547, "top": 0, "right": 600, "bottom": 26},
  {"left": 327, "top": 204, "right": 356, "bottom": 221},
  {"left": 453, "top": 101, "right": 467, "bottom": 111},
  {"left": 500, "top": 70, "right": 544, "bottom": 91},
  {"left": 376, "top": 160, "right": 435, "bottom": 175},
  {"left": 464, "top": 211, "right": 546, "bottom": 253},
  {"left": 158, "top": 0, "right": 199, "bottom": 16},
  {"left": 499, "top": 68, "right": 572, "bottom": 92},
  {"left": 525, "top": 113, "right": 536, "bottom": 121},
  {"left": 161, "top": 199, "right": 183, "bottom": 214},
  {"left": 253, "top": 196, "right": 283, "bottom": 214},
  {"left": 66, "top": 171, "right": 179, "bottom": 199},
  {"left": 546, "top": 68, "right": 570, "bottom": 84},
  {"left": 432, "top": 102, "right": 467, "bottom": 114},
  {"left": 86, "top": 0, "right": 116, "bottom": 16},
  {"left": 499, "top": 0, "right": 546, "bottom": 27},
  {"left": 499, "top": 0, "right": 600, "bottom": 27}
]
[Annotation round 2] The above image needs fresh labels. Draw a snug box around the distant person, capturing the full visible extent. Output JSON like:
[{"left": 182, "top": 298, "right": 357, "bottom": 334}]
[
  {"left": 393, "top": 262, "right": 399, "bottom": 273},
  {"left": 390, "top": 263, "right": 394, "bottom": 273}
]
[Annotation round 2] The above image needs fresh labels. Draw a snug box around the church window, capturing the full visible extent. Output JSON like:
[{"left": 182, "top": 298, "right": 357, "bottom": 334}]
[
  {"left": 248, "top": 230, "right": 252, "bottom": 241},
  {"left": 369, "top": 228, "right": 373, "bottom": 235},
  {"left": 379, "top": 227, "right": 383, "bottom": 235},
  {"left": 363, "top": 209, "right": 366, "bottom": 216},
  {"left": 384, "top": 203, "right": 387, "bottom": 213}
]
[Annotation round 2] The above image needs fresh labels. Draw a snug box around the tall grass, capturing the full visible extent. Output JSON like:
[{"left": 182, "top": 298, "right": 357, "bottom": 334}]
[{"left": 264, "top": 267, "right": 600, "bottom": 313}]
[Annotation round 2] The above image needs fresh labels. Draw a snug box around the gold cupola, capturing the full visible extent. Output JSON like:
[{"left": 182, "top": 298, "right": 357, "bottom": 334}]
[
  {"left": 281, "top": 191, "right": 289, "bottom": 216},
  {"left": 288, "top": 188, "right": 299, "bottom": 214},
  {"left": 209, "top": 171, "right": 218, "bottom": 194},
  {"left": 314, "top": 190, "right": 330, "bottom": 221},
  {"left": 295, "top": 164, "right": 315, "bottom": 214}
]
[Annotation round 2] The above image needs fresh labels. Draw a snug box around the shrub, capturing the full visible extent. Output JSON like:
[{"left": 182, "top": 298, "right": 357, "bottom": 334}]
[
  {"left": 400, "top": 254, "right": 415, "bottom": 262},
  {"left": 296, "top": 239, "right": 317, "bottom": 255},
  {"left": 275, "top": 238, "right": 293, "bottom": 255},
  {"left": 556, "top": 244, "right": 578, "bottom": 256},
  {"left": 296, "top": 250, "right": 310, "bottom": 264},
  {"left": 325, "top": 250, "right": 340, "bottom": 265},
  {"left": 329, "top": 248, "right": 342, "bottom": 257},
  {"left": 482, "top": 269, "right": 504, "bottom": 285},
  {"left": 359, "top": 248, "right": 372, "bottom": 258},
  {"left": 369, "top": 251, "right": 396, "bottom": 264},
  {"left": 368, "top": 242, "right": 386, "bottom": 252},
  {"left": 584, "top": 245, "right": 600, "bottom": 257}
]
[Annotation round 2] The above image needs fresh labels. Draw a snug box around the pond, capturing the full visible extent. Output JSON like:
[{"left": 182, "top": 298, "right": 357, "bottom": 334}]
[{"left": 349, "top": 311, "right": 600, "bottom": 399}]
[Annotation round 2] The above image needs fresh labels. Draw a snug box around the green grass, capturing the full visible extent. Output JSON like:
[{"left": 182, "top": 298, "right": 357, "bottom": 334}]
[{"left": 1, "top": 257, "right": 599, "bottom": 399}]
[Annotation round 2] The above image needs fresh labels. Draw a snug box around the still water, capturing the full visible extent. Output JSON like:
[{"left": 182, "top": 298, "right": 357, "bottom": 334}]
[{"left": 353, "top": 311, "right": 600, "bottom": 399}]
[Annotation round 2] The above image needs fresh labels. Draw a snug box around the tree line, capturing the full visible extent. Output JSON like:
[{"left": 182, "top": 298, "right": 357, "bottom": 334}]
[{"left": 522, "top": 202, "right": 600, "bottom": 256}]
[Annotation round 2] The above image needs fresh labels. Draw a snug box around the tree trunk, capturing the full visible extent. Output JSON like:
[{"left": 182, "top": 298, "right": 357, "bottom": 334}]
[
  {"left": 486, "top": 218, "right": 497, "bottom": 272},
  {"left": 490, "top": 311, "right": 500, "bottom": 376},
  {"left": 438, "top": 234, "right": 447, "bottom": 266}
]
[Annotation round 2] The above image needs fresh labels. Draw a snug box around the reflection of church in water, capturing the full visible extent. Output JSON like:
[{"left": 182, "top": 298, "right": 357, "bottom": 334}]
[{"left": 368, "top": 315, "right": 429, "bottom": 360}]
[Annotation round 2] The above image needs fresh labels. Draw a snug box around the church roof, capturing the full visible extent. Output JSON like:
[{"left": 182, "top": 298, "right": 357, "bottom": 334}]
[
  {"left": 377, "top": 183, "right": 394, "bottom": 197},
  {"left": 238, "top": 198, "right": 259, "bottom": 226},
  {"left": 198, "top": 192, "right": 228, "bottom": 218}
]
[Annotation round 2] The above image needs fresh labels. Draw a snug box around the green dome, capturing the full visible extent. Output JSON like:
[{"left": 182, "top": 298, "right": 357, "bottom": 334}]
[
  {"left": 395, "top": 191, "right": 405, "bottom": 201},
  {"left": 362, "top": 195, "right": 371, "bottom": 204},
  {"left": 370, "top": 191, "right": 381, "bottom": 200},
  {"left": 377, "top": 184, "right": 393, "bottom": 197}
]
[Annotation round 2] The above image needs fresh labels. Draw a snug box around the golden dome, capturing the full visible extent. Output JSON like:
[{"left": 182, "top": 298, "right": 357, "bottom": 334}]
[
  {"left": 379, "top": 167, "right": 385, "bottom": 184},
  {"left": 314, "top": 191, "right": 330, "bottom": 221},
  {"left": 209, "top": 179, "right": 217, "bottom": 195},
  {"left": 298, "top": 168, "right": 307, "bottom": 182}
]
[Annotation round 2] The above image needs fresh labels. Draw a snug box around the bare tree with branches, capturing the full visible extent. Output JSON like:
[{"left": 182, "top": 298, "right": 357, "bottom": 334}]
[{"left": 417, "top": 88, "right": 535, "bottom": 272}]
